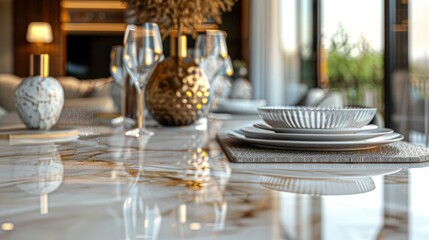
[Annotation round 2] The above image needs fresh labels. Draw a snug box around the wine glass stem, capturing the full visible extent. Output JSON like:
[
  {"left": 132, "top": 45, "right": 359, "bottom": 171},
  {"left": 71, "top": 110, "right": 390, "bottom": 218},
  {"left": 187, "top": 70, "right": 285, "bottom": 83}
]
[
  {"left": 120, "top": 82, "right": 126, "bottom": 118},
  {"left": 137, "top": 86, "right": 146, "bottom": 130}
]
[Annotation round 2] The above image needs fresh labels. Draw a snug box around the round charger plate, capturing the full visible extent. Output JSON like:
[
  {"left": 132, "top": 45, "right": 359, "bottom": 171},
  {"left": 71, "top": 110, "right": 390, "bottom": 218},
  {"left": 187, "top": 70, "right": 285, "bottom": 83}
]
[
  {"left": 228, "top": 130, "right": 404, "bottom": 151},
  {"left": 254, "top": 122, "right": 378, "bottom": 134},
  {"left": 241, "top": 126, "right": 393, "bottom": 141}
]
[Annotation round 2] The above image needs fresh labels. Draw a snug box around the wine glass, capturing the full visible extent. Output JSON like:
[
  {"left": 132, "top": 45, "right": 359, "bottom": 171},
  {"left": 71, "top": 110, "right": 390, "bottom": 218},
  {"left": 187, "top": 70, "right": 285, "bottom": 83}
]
[
  {"left": 123, "top": 23, "right": 163, "bottom": 137},
  {"left": 210, "top": 55, "right": 234, "bottom": 109},
  {"left": 195, "top": 30, "right": 228, "bottom": 99},
  {"left": 110, "top": 45, "right": 134, "bottom": 127},
  {"left": 195, "top": 30, "right": 229, "bottom": 113},
  {"left": 194, "top": 34, "right": 206, "bottom": 63}
]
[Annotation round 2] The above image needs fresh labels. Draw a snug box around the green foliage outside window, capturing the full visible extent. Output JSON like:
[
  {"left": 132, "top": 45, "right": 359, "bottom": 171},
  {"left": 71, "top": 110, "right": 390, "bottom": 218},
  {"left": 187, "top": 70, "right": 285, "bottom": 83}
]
[{"left": 327, "top": 24, "right": 383, "bottom": 107}]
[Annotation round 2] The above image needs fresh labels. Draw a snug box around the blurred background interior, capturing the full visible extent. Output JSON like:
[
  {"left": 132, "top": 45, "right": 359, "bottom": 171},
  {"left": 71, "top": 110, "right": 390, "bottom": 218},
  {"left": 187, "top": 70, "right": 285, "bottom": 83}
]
[{"left": 0, "top": 0, "right": 428, "bottom": 145}]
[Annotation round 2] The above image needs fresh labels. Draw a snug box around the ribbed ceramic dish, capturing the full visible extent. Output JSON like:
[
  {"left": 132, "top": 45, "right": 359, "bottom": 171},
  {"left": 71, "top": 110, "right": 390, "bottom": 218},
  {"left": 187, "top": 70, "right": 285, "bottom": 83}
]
[{"left": 258, "top": 106, "right": 377, "bottom": 129}]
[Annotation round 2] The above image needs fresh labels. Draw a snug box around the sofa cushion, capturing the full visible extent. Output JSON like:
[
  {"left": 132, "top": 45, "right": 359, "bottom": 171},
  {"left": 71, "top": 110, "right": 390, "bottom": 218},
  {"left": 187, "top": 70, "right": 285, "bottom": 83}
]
[{"left": 58, "top": 76, "right": 112, "bottom": 98}]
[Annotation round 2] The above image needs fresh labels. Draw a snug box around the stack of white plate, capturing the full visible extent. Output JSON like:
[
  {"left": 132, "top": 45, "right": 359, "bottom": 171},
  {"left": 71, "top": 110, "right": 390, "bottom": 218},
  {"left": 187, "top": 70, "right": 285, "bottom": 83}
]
[{"left": 228, "top": 106, "right": 404, "bottom": 151}]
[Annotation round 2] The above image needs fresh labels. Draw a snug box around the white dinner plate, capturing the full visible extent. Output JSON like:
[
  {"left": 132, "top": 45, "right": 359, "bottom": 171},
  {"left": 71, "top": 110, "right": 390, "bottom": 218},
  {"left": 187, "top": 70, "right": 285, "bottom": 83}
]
[
  {"left": 228, "top": 130, "right": 404, "bottom": 151},
  {"left": 241, "top": 126, "right": 393, "bottom": 141},
  {"left": 254, "top": 122, "right": 378, "bottom": 134}
]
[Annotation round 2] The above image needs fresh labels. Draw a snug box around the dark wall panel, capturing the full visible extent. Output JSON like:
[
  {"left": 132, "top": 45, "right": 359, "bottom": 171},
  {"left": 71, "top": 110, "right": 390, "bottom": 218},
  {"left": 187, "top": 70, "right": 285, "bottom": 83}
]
[{"left": 14, "top": 0, "right": 64, "bottom": 77}]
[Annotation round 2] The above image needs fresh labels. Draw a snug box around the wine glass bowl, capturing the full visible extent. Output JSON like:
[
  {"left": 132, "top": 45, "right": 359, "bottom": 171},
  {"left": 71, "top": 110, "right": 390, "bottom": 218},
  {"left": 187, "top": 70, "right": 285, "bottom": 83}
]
[
  {"left": 195, "top": 30, "right": 229, "bottom": 83},
  {"left": 205, "top": 30, "right": 228, "bottom": 59},
  {"left": 110, "top": 45, "right": 136, "bottom": 127},
  {"left": 194, "top": 30, "right": 230, "bottom": 116},
  {"left": 110, "top": 46, "right": 126, "bottom": 87},
  {"left": 123, "top": 24, "right": 163, "bottom": 88}
]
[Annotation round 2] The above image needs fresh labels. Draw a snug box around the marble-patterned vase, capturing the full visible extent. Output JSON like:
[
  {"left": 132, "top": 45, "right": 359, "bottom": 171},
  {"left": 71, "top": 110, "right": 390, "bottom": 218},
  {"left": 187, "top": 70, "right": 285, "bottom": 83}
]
[{"left": 15, "top": 54, "right": 64, "bottom": 130}]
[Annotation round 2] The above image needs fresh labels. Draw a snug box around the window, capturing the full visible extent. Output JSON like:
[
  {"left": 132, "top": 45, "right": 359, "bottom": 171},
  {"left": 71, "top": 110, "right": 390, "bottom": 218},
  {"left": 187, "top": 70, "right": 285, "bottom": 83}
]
[{"left": 322, "top": 0, "right": 384, "bottom": 110}]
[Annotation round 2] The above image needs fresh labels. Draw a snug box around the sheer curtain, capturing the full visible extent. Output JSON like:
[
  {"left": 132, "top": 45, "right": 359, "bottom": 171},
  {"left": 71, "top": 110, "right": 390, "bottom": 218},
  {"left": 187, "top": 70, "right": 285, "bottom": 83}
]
[{"left": 249, "top": 0, "right": 303, "bottom": 105}]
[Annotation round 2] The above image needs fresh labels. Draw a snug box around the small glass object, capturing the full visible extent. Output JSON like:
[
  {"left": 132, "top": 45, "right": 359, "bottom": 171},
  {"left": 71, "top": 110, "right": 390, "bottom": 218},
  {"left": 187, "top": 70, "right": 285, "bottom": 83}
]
[
  {"left": 195, "top": 30, "right": 228, "bottom": 83},
  {"left": 109, "top": 45, "right": 135, "bottom": 127},
  {"left": 123, "top": 23, "right": 163, "bottom": 137},
  {"left": 195, "top": 30, "right": 229, "bottom": 111}
]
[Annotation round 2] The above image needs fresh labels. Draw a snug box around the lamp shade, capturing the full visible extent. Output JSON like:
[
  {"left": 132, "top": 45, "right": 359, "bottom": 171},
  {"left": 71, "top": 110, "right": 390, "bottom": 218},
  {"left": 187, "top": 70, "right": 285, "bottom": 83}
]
[{"left": 26, "top": 22, "right": 53, "bottom": 43}]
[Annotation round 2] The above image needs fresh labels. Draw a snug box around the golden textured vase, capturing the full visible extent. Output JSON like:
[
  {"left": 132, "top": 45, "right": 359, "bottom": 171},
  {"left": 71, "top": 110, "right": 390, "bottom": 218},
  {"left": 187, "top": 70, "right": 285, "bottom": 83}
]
[{"left": 146, "top": 35, "right": 210, "bottom": 126}]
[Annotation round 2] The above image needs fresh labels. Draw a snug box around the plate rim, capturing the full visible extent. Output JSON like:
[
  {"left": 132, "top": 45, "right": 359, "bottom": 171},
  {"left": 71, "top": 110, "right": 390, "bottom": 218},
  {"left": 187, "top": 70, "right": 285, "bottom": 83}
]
[
  {"left": 228, "top": 129, "right": 404, "bottom": 150},
  {"left": 254, "top": 122, "right": 379, "bottom": 134},
  {"left": 241, "top": 126, "right": 393, "bottom": 141},
  {"left": 257, "top": 106, "right": 377, "bottom": 111}
]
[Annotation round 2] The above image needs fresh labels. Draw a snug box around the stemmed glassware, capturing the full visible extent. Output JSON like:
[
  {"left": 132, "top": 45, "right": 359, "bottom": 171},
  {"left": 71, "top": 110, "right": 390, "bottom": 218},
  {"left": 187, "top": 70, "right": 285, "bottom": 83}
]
[
  {"left": 123, "top": 23, "right": 163, "bottom": 137},
  {"left": 195, "top": 30, "right": 228, "bottom": 81},
  {"left": 109, "top": 45, "right": 135, "bottom": 127},
  {"left": 195, "top": 30, "right": 229, "bottom": 110}
]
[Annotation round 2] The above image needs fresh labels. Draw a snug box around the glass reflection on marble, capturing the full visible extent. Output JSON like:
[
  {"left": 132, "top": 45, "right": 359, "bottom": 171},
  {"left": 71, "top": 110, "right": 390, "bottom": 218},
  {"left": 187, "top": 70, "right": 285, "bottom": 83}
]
[
  {"left": 13, "top": 144, "right": 64, "bottom": 215},
  {"left": 123, "top": 185, "right": 162, "bottom": 240},
  {"left": 178, "top": 132, "right": 230, "bottom": 184},
  {"left": 170, "top": 133, "right": 231, "bottom": 238},
  {"left": 110, "top": 161, "right": 135, "bottom": 199},
  {"left": 108, "top": 134, "right": 144, "bottom": 199},
  {"left": 171, "top": 178, "right": 228, "bottom": 238},
  {"left": 122, "top": 134, "right": 158, "bottom": 240}
]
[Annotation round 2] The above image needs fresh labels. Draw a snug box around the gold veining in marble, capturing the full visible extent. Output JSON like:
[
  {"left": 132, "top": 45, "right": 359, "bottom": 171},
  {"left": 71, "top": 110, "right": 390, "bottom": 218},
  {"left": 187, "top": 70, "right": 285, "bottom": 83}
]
[{"left": 1, "top": 113, "right": 429, "bottom": 239}]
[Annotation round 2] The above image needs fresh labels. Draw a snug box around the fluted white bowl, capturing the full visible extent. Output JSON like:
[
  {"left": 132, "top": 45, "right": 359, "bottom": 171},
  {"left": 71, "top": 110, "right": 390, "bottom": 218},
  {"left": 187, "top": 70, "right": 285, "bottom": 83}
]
[{"left": 258, "top": 106, "right": 377, "bottom": 129}]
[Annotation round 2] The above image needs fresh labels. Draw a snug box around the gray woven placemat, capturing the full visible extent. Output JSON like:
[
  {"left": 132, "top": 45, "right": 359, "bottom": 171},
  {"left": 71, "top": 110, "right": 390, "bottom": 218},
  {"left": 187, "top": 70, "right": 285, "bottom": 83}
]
[{"left": 216, "top": 134, "right": 429, "bottom": 163}]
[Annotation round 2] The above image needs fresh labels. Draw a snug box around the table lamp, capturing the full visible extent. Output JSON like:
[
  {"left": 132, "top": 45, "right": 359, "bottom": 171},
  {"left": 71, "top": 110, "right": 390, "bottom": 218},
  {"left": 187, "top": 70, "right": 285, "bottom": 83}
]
[{"left": 26, "top": 22, "right": 53, "bottom": 54}]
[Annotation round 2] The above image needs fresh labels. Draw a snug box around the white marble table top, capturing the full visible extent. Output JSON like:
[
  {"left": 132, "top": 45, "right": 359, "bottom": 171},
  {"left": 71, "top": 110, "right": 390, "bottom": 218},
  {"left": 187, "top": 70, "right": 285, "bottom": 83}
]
[{"left": 1, "top": 112, "right": 429, "bottom": 240}]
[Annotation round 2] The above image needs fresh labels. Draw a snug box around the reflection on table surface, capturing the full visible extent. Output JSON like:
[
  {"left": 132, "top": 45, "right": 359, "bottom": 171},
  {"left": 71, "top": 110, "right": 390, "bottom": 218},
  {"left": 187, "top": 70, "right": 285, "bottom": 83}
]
[{"left": 0, "top": 114, "right": 429, "bottom": 239}]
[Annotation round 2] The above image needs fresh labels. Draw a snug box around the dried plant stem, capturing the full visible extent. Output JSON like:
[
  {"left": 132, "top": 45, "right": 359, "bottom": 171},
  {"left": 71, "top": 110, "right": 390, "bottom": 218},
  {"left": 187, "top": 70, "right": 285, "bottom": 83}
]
[{"left": 124, "top": 0, "right": 236, "bottom": 38}]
